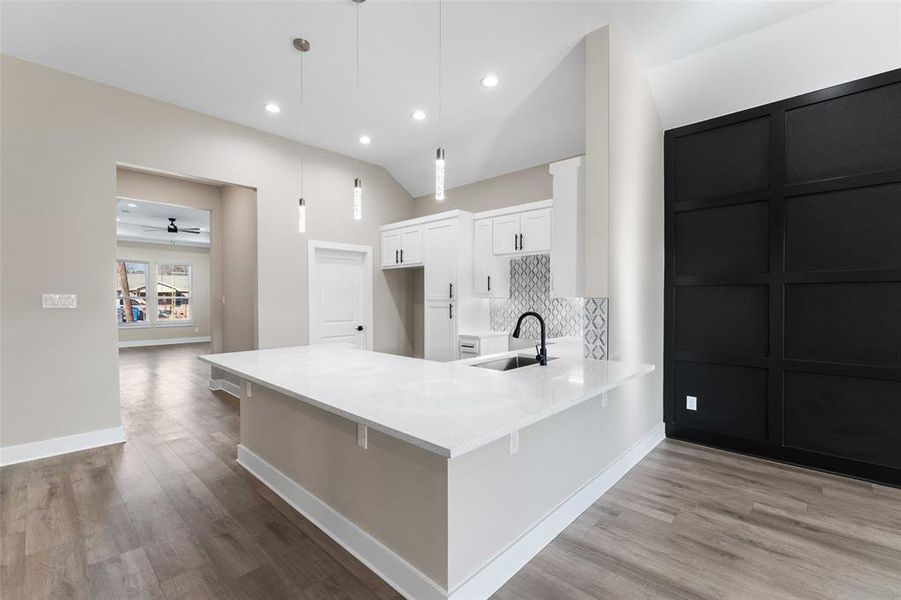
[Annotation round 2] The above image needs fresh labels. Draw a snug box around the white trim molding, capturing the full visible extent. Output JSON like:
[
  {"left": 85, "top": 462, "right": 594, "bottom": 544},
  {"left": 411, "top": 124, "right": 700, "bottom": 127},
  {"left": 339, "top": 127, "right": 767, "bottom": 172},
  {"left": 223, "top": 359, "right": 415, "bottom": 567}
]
[
  {"left": 0, "top": 426, "right": 127, "bottom": 467},
  {"left": 118, "top": 335, "right": 211, "bottom": 348},
  {"left": 307, "top": 240, "right": 374, "bottom": 351},
  {"left": 237, "top": 422, "right": 665, "bottom": 600},
  {"left": 209, "top": 378, "right": 241, "bottom": 398}
]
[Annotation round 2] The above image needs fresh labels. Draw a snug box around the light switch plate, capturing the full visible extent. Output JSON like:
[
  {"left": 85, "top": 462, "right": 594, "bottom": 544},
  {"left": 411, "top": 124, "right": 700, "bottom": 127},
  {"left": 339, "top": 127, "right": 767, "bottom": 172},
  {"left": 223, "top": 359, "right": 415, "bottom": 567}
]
[
  {"left": 686, "top": 395, "right": 697, "bottom": 411},
  {"left": 58, "top": 294, "right": 77, "bottom": 309},
  {"left": 42, "top": 293, "right": 60, "bottom": 308}
]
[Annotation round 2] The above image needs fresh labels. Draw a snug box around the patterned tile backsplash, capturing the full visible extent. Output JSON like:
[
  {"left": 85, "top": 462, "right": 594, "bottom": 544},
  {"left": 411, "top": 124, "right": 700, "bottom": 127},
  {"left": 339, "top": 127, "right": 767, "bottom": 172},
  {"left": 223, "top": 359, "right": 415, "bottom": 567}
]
[{"left": 489, "top": 254, "right": 608, "bottom": 359}]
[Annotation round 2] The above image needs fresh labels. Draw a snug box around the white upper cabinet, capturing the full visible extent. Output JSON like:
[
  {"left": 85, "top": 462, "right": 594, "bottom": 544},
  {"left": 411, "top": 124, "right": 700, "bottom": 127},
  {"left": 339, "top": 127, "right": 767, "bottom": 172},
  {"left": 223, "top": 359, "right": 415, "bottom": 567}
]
[
  {"left": 492, "top": 208, "right": 551, "bottom": 256},
  {"left": 519, "top": 208, "right": 552, "bottom": 253},
  {"left": 474, "top": 218, "right": 509, "bottom": 297},
  {"left": 549, "top": 156, "right": 585, "bottom": 298},
  {"left": 423, "top": 219, "right": 457, "bottom": 301},
  {"left": 399, "top": 227, "right": 422, "bottom": 266},
  {"left": 381, "top": 230, "right": 401, "bottom": 268},
  {"left": 492, "top": 214, "right": 520, "bottom": 255},
  {"left": 381, "top": 225, "right": 422, "bottom": 268}
]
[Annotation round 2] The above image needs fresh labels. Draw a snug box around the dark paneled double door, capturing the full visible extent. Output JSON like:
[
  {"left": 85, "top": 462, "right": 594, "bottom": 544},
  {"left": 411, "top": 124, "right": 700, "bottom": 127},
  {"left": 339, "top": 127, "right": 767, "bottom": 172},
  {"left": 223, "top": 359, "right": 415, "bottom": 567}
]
[{"left": 664, "top": 69, "right": 901, "bottom": 486}]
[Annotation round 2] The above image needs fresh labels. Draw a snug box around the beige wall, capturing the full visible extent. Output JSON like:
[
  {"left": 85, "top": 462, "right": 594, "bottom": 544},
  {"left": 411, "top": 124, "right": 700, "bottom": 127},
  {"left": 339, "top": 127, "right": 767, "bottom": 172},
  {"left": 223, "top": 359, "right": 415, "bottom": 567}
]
[
  {"left": 1, "top": 55, "right": 415, "bottom": 448},
  {"left": 412, "top": 163, "right": 553, "bottom": 218},
  {"left": 116, "top": 241, "right": 212, "bottom": 344},
  {"left": 242, "top": 384, "right": 448, "bottom": 587},
  {"left": 220, "top": 185, "right": 258, "bottom": 353}
]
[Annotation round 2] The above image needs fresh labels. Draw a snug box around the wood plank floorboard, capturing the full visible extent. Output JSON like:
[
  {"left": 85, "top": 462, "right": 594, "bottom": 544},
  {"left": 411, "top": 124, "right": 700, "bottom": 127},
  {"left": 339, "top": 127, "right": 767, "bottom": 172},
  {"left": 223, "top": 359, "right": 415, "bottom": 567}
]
[{"left": 1, "top": 342, "right": 899, "bottom": 599}]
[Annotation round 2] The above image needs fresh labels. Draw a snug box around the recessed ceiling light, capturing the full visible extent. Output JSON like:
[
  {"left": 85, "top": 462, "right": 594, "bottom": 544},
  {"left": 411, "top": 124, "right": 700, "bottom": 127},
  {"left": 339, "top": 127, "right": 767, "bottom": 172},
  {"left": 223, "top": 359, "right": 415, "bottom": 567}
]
[
  {"left": 264, "top": 103, "right": 281, "bottom": 114},
  {"left": 126, "top": 203, "right": 137, "bottom": 208},
  {"left": 480, "top": 74, "right": 499, "bottom": 88},
  {"left": 359, "top": 135, "right": 372, "bottom": 145},
  {"left": 116, "top": 218, "right": 121, "bottom": 222},
  {"left": 411, "top": 109, "right": 427, "bottom": 121}
]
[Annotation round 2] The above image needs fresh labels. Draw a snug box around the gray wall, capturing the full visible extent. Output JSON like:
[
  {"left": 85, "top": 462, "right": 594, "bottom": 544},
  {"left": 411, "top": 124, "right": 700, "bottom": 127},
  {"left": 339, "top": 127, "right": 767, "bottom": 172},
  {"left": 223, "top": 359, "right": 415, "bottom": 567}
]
[
  {"left": 412, "top": 163, "right": 553, "bottom": 217},
  {"left": 1, "top": 55, "right": 415, "bottom": 448}
]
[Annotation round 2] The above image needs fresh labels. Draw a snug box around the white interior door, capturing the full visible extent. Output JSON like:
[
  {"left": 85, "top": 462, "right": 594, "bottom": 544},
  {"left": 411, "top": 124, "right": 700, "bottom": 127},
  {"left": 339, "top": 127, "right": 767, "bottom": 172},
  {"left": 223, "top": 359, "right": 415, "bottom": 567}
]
[{"left": 311, "top": 248, "right": 367, "bottom": 348}]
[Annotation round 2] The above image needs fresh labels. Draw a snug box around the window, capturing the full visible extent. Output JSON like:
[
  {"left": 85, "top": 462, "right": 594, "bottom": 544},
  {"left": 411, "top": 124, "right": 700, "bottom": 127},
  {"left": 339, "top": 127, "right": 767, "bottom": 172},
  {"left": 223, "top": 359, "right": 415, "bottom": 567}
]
[
  {"left": 116, "top": 260, "right": 149, "bottom": 325},
  {"left": 156, "top": 263, "right": 192, "bottom": 323}
]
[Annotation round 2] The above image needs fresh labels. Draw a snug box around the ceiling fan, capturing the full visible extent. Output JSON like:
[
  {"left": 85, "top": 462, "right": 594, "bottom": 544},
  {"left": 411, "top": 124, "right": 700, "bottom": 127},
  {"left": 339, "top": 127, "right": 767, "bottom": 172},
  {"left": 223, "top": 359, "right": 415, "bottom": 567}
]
[{"left": 142, "top": 217, "right": 201, "bottom": 234}]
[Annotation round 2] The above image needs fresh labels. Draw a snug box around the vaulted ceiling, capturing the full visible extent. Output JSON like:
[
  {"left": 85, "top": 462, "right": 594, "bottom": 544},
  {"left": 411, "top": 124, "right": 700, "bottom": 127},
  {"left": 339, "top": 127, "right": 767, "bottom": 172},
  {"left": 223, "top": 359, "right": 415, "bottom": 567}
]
[{"left": 1, "top": 1, "right": 824, "bottom": 197}]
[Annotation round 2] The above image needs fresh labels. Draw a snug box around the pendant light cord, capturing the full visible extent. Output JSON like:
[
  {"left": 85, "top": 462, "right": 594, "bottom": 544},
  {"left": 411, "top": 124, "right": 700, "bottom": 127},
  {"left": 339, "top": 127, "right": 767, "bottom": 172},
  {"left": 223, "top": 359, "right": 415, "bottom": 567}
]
[
  {"left": 299, "top": 50, "right": 305, "bottom": 199},
  {"left": 437, "top": 0, "right": 442, "bottom": 139},
  {"left": 355, "top": 1, "right": 360, "bottom": 173}
]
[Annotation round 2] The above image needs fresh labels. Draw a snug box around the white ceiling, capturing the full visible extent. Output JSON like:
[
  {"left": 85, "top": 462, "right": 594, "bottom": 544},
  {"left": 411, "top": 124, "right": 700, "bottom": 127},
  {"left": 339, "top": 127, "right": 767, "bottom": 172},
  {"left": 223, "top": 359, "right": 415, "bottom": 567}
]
[
  {"left": 117, "top": 197, "right": 211, "bottom": 248},
  {"left": 2, "top": 1, "right": 824, "bottom": 197}
]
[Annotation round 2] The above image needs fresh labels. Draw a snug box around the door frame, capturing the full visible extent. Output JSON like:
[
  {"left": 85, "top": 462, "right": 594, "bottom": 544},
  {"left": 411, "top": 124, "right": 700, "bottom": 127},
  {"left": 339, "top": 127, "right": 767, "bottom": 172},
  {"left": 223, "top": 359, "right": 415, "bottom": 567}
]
[{"left": 307, "top": 240, "right": 374, "bottom": 351}]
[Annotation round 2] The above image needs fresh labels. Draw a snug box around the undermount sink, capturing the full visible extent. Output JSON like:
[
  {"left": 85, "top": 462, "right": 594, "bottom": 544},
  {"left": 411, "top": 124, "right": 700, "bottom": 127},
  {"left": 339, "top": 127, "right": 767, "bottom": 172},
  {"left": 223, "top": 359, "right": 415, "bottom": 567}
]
[{"left": 471, "top": 354, "right": 558, "bottom": 372}]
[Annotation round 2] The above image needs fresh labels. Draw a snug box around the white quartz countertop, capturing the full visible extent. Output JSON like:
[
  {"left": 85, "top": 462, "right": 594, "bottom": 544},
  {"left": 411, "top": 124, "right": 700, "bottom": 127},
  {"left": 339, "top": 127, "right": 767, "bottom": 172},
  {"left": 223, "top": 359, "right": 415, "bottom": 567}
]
[{"left": 199, "top": 339, "right": 654, "bottom": 458}]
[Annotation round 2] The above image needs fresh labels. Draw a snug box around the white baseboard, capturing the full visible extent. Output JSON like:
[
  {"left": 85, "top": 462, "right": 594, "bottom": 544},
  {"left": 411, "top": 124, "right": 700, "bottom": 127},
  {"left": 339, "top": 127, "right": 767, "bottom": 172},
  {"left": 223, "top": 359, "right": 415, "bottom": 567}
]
[
  {"left": 209, "top": 378, "right": 241, "bottom": 398},
  {"left": 237, "top": 422, "right": 665, "bottom": 600},
  {"left": 448, "top": 422, "right": 666, "bottom": 599},
  {"left": 237, "top": 445, "right": 448, "bottom": 600},
  {"left": 0, "top": 426, "right": 127, "bottom": 467},
  {"left": 119, "top": 336, "right": 210, "bottom": 348}
]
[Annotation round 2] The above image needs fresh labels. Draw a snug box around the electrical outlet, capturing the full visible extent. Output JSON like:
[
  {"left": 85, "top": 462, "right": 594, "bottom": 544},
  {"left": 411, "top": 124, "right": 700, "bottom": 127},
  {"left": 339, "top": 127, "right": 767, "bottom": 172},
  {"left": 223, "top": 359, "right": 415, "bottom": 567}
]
[
  {"left": 246, "top": 381, "right": 252, "bottom": 398},
  {"left": 357, "top": 423, "right": 368, "bottom": 449},
  {"left": 686, "top": 395, "right": 697, "bottom": 411},
  {"left": 509, "top": 430, "right": 520, "bottom": 455}
]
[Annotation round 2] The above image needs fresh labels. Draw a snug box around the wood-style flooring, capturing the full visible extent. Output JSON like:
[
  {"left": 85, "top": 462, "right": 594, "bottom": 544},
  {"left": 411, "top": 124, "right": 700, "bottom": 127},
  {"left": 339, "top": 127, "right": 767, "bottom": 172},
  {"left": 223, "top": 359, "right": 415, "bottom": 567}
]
[{"left": 1, "top": 343, "right": 900, "bottom": 599}]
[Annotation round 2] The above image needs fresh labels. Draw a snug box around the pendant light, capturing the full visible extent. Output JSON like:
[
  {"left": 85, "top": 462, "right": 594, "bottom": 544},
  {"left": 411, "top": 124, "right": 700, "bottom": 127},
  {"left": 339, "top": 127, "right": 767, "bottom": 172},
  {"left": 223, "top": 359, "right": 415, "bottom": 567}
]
[
  {"left": 294, "top": 37, "right": 310, "bottom": 233},
  {"left": 435, "top": 0, "right": 445, "bottom": 201},
  {"left": 352, "top": 0, "right": 365, "bottom": 220}
]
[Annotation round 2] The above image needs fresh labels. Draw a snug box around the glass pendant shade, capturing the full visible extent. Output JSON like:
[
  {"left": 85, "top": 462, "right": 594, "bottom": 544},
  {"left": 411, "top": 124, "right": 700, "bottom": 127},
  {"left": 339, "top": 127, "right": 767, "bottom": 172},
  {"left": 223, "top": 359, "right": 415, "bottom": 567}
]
[
  {"left": 298, "top": 197, "right": 306, "bottom": 233},
  {"left": 353, "top": 178, "right": 363, "bottom": 220},
  {"left": 435, "top": 147, "right": 446, "bottom": 201}
]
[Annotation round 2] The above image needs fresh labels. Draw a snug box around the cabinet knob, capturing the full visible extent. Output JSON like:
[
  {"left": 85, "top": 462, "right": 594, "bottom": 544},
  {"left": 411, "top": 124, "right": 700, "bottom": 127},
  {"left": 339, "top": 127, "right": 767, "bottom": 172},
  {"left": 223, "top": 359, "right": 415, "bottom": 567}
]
[{"left": 356, "top": 325, "right": 364, "bottom": 331}]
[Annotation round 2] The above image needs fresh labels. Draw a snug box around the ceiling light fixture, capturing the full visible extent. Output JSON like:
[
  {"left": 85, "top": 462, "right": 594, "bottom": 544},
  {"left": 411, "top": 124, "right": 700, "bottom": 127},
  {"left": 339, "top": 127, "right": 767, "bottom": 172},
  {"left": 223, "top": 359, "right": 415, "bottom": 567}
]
[
  {"left": 480, "top": 74, "right": 499, "bottom": 88},
  {"left": 264, "top": 103, "right": 281, "bottom": 114},
  {"left": 352, "top": 0, "right": 365, "bottom": 221},
  {"left": 359, "top": 134, "right": 371, "bottom": 145},
  {"left": 434, "top": 0, "right": 445, "bottom": 201},
  {"left": 294, "top": 37, "right": 311, "bottom": 233},
  {"left": 411, "top": 109, "right": 426, "bottom": 121}
]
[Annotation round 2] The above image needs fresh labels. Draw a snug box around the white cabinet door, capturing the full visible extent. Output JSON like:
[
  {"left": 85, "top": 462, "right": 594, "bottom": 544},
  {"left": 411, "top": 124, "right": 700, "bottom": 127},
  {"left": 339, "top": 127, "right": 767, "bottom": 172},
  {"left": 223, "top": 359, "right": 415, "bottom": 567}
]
[
  {"left": 492, "top": 214, "right": 520, "bottom": 255},
  {"left": 400, "top": 226, "right": 422, "bottom": 266},
  {"left": 474, "top": 219, "right": 509, "bottom": 297},
  {"left": 520, "top": 208, "right": 552, "bottom": 253},
  {"left": 424, "top": 220, "right": 456, "bottom": 301},
  {"left": 425, "top": 300, "right": 456, "bottom": 361},
  {"left": 381, "top": 230, "right": 401, "bottom": 268},
  {"left": 473, "top": 219, "right": 491, "bottom": 295}
]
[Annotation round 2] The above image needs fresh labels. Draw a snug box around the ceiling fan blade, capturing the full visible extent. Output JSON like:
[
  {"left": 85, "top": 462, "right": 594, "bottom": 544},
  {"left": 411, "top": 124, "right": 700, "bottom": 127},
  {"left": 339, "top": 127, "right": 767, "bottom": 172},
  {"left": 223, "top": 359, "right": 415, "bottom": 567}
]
[
  {"left": 141, "top": 226, "right": 168, "bottom": 231},
  {"left": 180, "top": 228, "right": 202, "bottom": 234}
]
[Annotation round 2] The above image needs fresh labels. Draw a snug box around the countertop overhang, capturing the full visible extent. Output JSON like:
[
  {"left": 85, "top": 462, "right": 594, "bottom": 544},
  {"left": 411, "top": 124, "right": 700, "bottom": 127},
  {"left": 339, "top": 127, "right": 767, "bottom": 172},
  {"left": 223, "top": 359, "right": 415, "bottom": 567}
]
[{"left": 200, "top": 339, "right": 654, "bottom": 458}]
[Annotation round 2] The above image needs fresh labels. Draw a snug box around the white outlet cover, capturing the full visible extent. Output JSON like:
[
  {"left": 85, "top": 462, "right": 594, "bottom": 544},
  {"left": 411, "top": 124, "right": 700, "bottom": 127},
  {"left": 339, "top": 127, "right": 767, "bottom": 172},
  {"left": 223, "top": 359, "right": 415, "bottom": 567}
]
[
  {"left": 509, "top": 430, "right": 520, "bottom": 455},
  {"left": 246, "top": 381, "right": 252, "bottom": 398},
  {"left": 686, "top": 395, "right": 698, "bottom": 411},
  {"left": 357, "top": 423, "right": 368, "bottom": 449}
]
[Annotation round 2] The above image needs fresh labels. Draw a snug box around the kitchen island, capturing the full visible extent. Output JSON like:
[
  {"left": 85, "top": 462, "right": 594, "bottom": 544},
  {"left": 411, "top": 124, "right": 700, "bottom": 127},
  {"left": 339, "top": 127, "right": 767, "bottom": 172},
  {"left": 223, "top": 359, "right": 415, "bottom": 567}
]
[{"left": 200, "top": 339, "right": 656, "bottom": 599}]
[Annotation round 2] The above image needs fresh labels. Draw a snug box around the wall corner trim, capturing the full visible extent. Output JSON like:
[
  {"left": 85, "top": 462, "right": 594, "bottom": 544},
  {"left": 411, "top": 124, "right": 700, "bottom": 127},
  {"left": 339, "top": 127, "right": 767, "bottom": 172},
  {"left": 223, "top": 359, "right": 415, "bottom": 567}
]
[{"left": 0, "top": 426, "right": 127, "bottom": 467}]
